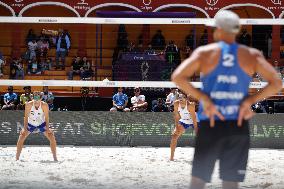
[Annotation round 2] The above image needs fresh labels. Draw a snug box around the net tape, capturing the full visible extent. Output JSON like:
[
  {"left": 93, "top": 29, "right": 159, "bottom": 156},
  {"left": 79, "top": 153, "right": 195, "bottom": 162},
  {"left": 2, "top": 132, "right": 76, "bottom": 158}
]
[
  {"left": 0, "top": 80, "right": 279, "bottom": 89},
  {"left": 0, "top": 17, "right": 283, "bottom": 25}
]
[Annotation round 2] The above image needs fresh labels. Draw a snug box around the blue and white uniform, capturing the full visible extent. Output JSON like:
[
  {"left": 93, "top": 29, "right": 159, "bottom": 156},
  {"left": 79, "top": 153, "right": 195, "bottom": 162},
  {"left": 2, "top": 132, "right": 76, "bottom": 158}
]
[
  {"left": 198, "top": 41, "right": 252, "bottom": 121},
  {"left": 178, "top": 101, "right": 195, "bottom": 129},
  {"left": 27, "top": 101, "right": 46, "bottom": 133}
]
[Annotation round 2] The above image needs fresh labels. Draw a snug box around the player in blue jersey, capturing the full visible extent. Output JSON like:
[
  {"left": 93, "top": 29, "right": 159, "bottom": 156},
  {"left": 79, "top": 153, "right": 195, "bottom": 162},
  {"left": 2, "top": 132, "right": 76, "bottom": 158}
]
[{"left": 172, "top": 10, "right": 282, "bottom": 189}]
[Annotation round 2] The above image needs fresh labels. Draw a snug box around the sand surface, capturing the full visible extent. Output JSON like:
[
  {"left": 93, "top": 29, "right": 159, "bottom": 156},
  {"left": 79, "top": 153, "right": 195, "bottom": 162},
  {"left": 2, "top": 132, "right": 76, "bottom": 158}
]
[{"left": 0, "top": 146, "right": 283, "bottom": 189}]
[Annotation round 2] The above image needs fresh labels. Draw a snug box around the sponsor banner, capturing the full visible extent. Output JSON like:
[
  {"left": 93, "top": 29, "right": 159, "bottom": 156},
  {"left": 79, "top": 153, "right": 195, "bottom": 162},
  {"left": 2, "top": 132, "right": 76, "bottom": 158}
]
[{"left": 0, "top": 112, "right": 283, "bottom": 148}]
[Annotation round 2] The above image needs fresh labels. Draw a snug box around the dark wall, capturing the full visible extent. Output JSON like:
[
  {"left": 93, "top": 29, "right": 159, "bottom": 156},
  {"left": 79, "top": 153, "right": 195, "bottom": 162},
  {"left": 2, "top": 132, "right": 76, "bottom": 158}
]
[{"left": 0, "top": 112, "right": 283, "bottom": 148}]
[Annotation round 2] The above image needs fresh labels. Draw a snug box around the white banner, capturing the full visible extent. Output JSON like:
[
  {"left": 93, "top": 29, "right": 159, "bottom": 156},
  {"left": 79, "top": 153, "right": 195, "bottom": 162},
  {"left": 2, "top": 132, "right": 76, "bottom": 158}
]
[
  {"left": 0, "top": 80, "right": 279, "bottom": 89},
  {"left": 0, "top": 17, "right": 284, "bottom": 25}
]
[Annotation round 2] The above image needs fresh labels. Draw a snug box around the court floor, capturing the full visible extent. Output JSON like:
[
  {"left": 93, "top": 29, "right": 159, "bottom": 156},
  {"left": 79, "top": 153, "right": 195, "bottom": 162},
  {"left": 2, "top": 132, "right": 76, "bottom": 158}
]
[{"left": 0, "top": 146, "right": 283, "bottom": 189}]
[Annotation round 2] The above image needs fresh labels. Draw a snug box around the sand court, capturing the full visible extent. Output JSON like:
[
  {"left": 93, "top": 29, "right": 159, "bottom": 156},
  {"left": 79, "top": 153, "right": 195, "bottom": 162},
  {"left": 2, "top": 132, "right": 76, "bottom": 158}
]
[{"left": 0, "top": 146, "right": 283, "bottom": 189}]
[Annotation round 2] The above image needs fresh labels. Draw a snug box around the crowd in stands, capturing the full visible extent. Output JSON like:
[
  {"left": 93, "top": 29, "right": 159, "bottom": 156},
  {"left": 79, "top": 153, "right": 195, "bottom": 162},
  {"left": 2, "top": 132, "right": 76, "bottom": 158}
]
[
  {"left": 24, "top": 29, "right": 53, "bottom": 74},
  {"left": 110, "top": 87, "right": 149, "bottom": 112},
  {"left": 110, "top": 87, "right": 196, "bottom": 112},
  {"left": 68, "top": 56, "right": 93, "bottom": 80},
  {"left": 0, "top": 25, "right": 279, "bottom": 82},
  {"left": 112, "top": 25, "right": 284, "bottom": 83},
  {"left": 114, "top": 25, "right": 276, "bottom": 64},
  {"left": 113, "top": 25, "right": 200, "bottom": 67},
  {"left": 2, "top": 28, "right": 96, "bottom": 81},
  {"left": 5, "top": 28, "right": 77, "bottom": 80},
  {"left": 0, "top": 86, "right": 54, "bottom": 111},
  {"left": 109, "top": 86, "right": 282, "bottom": 113}
]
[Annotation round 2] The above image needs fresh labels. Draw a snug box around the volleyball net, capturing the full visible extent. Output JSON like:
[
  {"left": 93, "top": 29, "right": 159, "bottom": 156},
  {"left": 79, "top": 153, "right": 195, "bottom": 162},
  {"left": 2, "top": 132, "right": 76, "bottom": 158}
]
[{"left": 0, "top": 16, "right": 283, "bottom": 97}]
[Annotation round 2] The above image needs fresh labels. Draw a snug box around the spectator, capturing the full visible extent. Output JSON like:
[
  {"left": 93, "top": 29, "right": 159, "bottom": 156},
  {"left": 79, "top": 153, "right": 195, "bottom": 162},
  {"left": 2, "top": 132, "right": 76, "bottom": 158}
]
[
  {"left": 252, "top": 101, "right": 267, "bottom": 113},
  {"left": 198, "top": 29, "right": 208, "bottom": 46},
  {"left": 136, "top": 43, "right": 144, "bottom": 53},
  {"left": 238, "top": 29, "right": 251, "bottom": 46},
  {"left": 151, "top": 30, "right": 166, "bottom": 50},
  {"left": 10, "top": 57, "right": 19, "bottom": 79},
  {"left": 28, "top": 39, "right": 38, "bottom": 59},
  {"left": 110, "top": 87, "right": 130, "bottom": 112},
  {"left": 81, "top": 56, "right": 93, "bottom": 79},
  {"left": 27, "top": 59, "right": 32, "bottom": 75},
  {"left": 138, "top": 33, "right": 143, "bottom": 46},
  {"left": 185, "top": 30, "right": 195, "bottom": 49},
  {"left": 2, "top": 86, "right": 17, "bottom": 110},
  {"left": 165, "top": 40, "right": 180, "bottom": 66},
  {"left": 41, "top": 86, "right": 55, "bottom": 110},
  {"left": 64, "top": 29, "right": 72, "bottom": 42},
  {"left": 253, "top": 73, "right": 263, "bottom": 82},
  {"left": 152, "top": 98, "right": 168, "bottom": 112},
  {"left": 15, "top": 58, "right": 24, "bottom": 79},
  {"left": 267, "top": 32, "right": 272, "bottom": 58},
  {"left": 126, "top": 42, "right": 142, "bottom": 53},
  {"left": 28, "top": 56, "right": 41, "bottom": 75},
  {"left": 62, "top": 105, "right": 68, "bottom": 111},
  {"left": 40, "top": 30, "right": 51, "bottom": 42},
  {"left": 127, "top": 42, "right": 136, "bottom": 53},
  {"left": 37, "top": 37, "right": 49, "bottom": 59},
  {"left": 25, "top": 29, "right": 37, "bottom": 44},
  {"left": 185, "top": 30, "right": 195, "bottom": 57},
  {"left": 41, "top": 29, "right": 58, "bottom": 48},
  {"left": 39, "top": 56, "right": 52, "bottom": 72},
  {"left": 274, "top": 60, "right": 284, "bottom": 80},
  {"left": 130, "top": 87, "right": 148, "bottom": 112},
  {"left": 38, "top": 57, "right": 45, "bottom": 73},
  {"left": 45, "top": 58, "right": 53, "bottom": 71},
  {"left": 55, "top": 29, "right": 71, "bottom": 70},
  {"left": 117, "top": 24, "right": 128, "bottom": 51},
  {"left": 165, "top": 88, "right": 179, "bottom": 112},
  {"left": 145, "top": 43, "right": 155, "bottom": 55},
  {"left": 17, "top": 86, "right": 32, "bottom": 110},
  {"left": 113, "top": 25, "right": 129, "bottom": 64},
  {"left": 37, "top": 36, "right": 44, "bottom": 50},
  {"left": 0, "top": 52, "right": 5, "bottom": 77},
  {"left": 68, "top": 56, "right": 83, "bottom": 80}
]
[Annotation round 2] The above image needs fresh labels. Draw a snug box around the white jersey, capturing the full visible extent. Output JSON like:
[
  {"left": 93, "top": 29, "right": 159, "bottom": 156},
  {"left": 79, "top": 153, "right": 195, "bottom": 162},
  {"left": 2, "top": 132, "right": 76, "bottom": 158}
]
[
  {"left": 28, "top": 101, "right": 45, "bottom": 126},
  {"left": 166, "top": 93, "right": 177, "bottom": 106},
  {"left": 178, "top": 101, "right": 193, "bottom": 125},
  {"left": 131, "top": 95, "right": 145, "bottom": 105}
]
